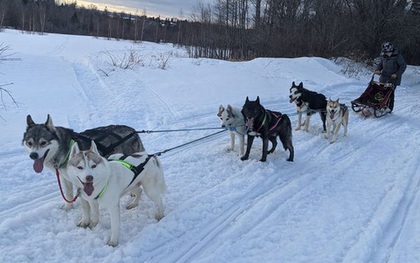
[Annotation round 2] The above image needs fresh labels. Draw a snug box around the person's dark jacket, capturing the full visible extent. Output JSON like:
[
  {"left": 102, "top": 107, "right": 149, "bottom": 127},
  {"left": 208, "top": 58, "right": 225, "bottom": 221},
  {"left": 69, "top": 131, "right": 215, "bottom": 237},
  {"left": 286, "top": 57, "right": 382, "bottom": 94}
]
[{"left": 376, "top": 49, "right": 407, "bottom": 86}]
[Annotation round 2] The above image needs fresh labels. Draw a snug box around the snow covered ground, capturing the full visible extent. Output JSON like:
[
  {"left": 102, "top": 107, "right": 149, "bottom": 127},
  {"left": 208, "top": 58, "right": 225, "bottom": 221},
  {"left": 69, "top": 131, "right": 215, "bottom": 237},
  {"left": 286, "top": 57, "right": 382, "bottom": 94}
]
[{"left": 0, "top": 29, "right": 419, "bottom": 263}]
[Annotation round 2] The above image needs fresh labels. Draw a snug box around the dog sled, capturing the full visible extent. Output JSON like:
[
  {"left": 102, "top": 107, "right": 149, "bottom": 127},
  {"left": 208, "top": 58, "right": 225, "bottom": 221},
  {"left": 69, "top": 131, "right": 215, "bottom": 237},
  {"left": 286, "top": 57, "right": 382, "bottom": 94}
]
[{"left": 351, "top": 74, "right": 395, "bottom": 118}]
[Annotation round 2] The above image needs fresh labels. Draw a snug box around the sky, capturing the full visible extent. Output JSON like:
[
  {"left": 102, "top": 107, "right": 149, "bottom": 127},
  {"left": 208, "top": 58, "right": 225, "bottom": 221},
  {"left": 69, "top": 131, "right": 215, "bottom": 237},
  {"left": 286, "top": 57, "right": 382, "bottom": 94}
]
[
  {"left": 65, "top": 0, "right": 213, "bottom": 18},
  {"left": 1, "top": 29, "right": 420, "bottom": 262}
]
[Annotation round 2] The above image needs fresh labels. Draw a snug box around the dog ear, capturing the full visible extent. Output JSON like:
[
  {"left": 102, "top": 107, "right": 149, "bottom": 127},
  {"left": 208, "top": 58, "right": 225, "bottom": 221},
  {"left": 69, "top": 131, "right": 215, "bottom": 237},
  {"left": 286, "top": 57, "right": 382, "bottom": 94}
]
[
  {"left": 292, "top": 81, "right": 296, "bottom": 86},
  {"left": 245, "top": 96, "right": 249, "bottom": 103},
  {"left": 217, "top": 104, "right": 224, "bottom": 117},
  {"left": 45, "top": 114, "right": 55, "bottom": 131},
  {"left": 70, "top": 142, "right": 81, "bottom": 158},
  {"left": 90, "top": 140, "right": 99, "bottom": 154},
  {"left": 256, "top": 96, "right": 260, "bottom": 104},
  {"left": 26, "top": 115, "right": 35, "bottom": 127},
  {"left": 227, "top": 104, "right": 233, "bottom": 116},
  {"left": 299, "top": 82, "right": 303, "bottom": 88}
]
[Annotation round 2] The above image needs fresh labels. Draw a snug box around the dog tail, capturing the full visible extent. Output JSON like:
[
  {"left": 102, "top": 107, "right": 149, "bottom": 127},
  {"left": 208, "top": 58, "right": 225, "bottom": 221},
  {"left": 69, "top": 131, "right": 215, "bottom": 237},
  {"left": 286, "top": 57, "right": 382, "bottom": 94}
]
[{"left": 280, "top": 114, "right": 294, "bottom": 162}]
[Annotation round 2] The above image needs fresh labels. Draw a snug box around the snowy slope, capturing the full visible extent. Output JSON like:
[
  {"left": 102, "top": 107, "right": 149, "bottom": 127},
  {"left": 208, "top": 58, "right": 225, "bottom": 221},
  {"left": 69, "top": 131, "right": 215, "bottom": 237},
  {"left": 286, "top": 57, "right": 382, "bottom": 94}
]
[{"left": 0, "top": 29, "right": 420, "bottom": 263}]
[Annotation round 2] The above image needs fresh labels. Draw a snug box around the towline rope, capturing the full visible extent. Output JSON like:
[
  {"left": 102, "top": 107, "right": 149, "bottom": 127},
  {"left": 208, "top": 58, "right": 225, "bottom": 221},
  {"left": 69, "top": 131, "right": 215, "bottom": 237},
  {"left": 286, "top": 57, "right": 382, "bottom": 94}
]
[
  {"left": 136, "top": 127, "right": 225, "bottom": 133},
  {"left": 153, "top": 129, "right": 226, "bottom": 156}
]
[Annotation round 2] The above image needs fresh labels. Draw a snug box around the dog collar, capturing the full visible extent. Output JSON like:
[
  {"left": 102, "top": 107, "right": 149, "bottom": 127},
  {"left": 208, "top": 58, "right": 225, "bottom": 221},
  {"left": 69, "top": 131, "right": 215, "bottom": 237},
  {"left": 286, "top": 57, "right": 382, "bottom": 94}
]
[{"left": 94, "top": 179, "right": 110, "bottom": 200}]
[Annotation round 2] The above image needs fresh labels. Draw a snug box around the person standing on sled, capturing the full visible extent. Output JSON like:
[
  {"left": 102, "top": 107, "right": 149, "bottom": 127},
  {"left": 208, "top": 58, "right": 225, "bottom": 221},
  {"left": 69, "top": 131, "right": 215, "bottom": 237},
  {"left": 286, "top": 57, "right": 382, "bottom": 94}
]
[{"left": 374, "top": 42, "right": 407, "bottom": 112}]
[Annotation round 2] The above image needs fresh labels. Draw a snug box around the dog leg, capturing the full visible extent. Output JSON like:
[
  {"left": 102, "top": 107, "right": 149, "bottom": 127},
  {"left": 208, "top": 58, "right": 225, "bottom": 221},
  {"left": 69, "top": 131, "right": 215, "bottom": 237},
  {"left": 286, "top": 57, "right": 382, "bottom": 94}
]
[
  {"left": 238, "top": 134, "right": 245, "bottom": 156},
  {"left": 331, "top": 122, "right": 342, "bottom": 143},
  {"left": 127, "top": 184, "right": 142, "bottom": 210},
  {"left": 320, "top": 112, "right": 327, "bottom": 133},
  {"left": 142, "top": 180, "right": 165, "bottom": 221},
  {"left": 325, "top": 119, "right": 331, "bottom": 140},
  {"left": 89, "top": 200, "right": 99, "bottom": 228},
  {"left": 107, "top": 203, "right": 121, "bottom": 247},
  {"left": 295, "top": 113, "right": 302, "bottom": 130},
  {"left": 227, "top": 131, "right": 235, "bottom": 151},
  {"left": 77, "top": 198, "right": 91, "bottom": 228},
  {"left": 303, "top": 114, "right": 310, "bottom": 132},
  {"left": 268, "top": 137, "right": 277, "bottom": 154},
  {"left": 260, "top": 138, "right": 269, "bottom": 162},
  {"left": 241, "top": 135, "right": 255, "bottom": 161}
]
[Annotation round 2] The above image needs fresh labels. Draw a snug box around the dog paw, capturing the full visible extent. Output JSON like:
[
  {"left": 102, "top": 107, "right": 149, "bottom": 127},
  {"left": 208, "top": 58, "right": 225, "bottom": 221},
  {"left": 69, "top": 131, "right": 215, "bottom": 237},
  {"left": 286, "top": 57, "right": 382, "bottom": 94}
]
[
  {"left": 126, "top": 203, "right": 138, "bottom": 210},
  {"left": 89, "top": 220, "right": 99, "bottom": 229},
  {"left": 155, "top": 213, "right": 164, "bottom": 221},
  {"left": 240, "top": 156, "right": 248, "bottom": 161},
  {"left": 107, "top": 239, "right": 118, "bottom": 247},
  {"left": 295, "top": 127, "right": 301, "bottom": 131},
  {"left": 61, "top": 203, "right": 73, "bottom": 211},
  {"left": 77, "top": 220, "right": 90, "bottom": 228}
]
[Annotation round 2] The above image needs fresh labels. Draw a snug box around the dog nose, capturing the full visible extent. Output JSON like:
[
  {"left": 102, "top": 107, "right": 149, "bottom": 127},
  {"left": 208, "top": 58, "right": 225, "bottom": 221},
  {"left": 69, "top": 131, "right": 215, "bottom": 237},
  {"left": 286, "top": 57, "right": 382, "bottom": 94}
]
[
  {"left": 29, "top": 152, "right": 39, "bottom": 160},
  {"left": 85, "top": 175, "right": 93, "bottom": 182}
]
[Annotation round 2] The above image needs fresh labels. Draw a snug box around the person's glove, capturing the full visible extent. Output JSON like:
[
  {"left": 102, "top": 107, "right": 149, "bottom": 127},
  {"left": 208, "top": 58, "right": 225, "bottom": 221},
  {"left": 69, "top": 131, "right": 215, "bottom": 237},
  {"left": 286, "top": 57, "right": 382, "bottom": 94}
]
[
  {"left": 391, "top": 74, "right": 397, "bottom": 79},
  {"left": 374, "top": 70, "right": 382, "bottom": 75}
]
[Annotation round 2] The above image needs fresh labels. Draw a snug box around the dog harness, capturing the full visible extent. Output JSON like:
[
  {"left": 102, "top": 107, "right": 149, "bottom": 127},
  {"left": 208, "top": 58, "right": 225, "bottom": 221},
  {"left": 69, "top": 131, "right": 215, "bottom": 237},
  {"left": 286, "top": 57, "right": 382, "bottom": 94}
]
[
  {"left": 227, "top": 125, "right": 247, "bottom": 136},
  {"left": 91, "top": 155, "right": 153, "bottom": 200},
  {"left": 109, "top": 154, "right": 154, "bottom": 188},
  {"left": 246, "top": 111, "right": 282, "bottom": 134}
]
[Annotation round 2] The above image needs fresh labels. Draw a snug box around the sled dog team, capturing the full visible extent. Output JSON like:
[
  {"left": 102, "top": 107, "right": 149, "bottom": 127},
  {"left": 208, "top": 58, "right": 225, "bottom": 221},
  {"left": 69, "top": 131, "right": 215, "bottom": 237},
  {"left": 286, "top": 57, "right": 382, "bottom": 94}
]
[
  {"left": 22, "top": 81, "right": 347, "bottom": 246},
  {"left": 219, "top": 81, "right": 349, "bottom": 162}
]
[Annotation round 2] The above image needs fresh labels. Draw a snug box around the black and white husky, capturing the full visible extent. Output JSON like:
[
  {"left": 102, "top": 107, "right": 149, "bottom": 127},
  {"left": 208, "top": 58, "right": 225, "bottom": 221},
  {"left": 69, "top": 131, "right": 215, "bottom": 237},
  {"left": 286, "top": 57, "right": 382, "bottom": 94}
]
[
  {"left": 217, "top": 104, "right": 247, "bottom": 156},
  {"left": 325, "top": 98, "right": 349, "bottom": 143},
  {"left": 241, "top": 96, "right": 294, "bottom": 162},
  {"left": 289, "top": 82, "right": 327, "bottom": 132},
  {"left": 67, "top": 141, "right": 166, "bottom": 247},
  {"left": 22, "top": 114, "right": 144, "bottom": 209}
]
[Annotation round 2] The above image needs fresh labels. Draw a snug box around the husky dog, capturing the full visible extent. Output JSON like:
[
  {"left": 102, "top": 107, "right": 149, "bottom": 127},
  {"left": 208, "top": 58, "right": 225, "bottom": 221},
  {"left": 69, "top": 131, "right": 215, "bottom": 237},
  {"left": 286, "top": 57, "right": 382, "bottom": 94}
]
[
  {"left": 325, "top": 98, "right": 349, "bottom": 143},
  {"left": 241, "top": 96, "right": 294, "bottom": 162},
  {"left": 217, "top": 104, "right": 247, "bottom": 156},
  {"left": 289, "top": 82, "right": 327, "bottom": 132},
  {"left": 67, "top": 141, "right": 166, "bottom": 247},
  {"left": 22, "top": 114, "right": 144, "bottom": 209}
]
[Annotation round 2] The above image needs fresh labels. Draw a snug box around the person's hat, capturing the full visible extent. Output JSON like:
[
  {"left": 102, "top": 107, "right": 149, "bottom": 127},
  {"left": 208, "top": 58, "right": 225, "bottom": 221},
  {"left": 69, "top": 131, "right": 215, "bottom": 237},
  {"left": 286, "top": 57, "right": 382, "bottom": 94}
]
[{"left": 381, "top": 42, "right": 394, "bottom": 53}]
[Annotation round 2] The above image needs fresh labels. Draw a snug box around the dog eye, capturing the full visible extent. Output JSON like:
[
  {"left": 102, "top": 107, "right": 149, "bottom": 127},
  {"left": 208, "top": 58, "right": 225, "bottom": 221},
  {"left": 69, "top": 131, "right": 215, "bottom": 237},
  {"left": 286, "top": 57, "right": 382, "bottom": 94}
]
[
  {"left": 40, "top": 141, "right": 47, "bottom": 147},
  {"left": 226, "top": 117, "right": 230, "bottom": 121},
  {"left": 77, "top": 166, "right": 83, "bottom": 170},
  {"left": 91, "top": 164, "right": 97, "bottom": 169},
  {"left": 26, "top": 141, "right": 33, "bottom": 147}
]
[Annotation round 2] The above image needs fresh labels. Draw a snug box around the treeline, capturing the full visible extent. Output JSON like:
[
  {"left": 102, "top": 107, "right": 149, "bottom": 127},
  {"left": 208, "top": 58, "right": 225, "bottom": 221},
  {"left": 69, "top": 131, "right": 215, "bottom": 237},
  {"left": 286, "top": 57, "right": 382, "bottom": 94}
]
[{"left": 0, "top": 0, "right": 419, "bottom": 65}]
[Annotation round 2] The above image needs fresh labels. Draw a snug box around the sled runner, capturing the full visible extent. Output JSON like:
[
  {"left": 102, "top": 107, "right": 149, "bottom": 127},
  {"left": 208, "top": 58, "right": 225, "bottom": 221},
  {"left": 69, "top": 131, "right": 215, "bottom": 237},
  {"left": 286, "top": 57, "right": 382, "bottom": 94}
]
[{"left": 351, "top": 74, "right": 395, "bottom": 118}]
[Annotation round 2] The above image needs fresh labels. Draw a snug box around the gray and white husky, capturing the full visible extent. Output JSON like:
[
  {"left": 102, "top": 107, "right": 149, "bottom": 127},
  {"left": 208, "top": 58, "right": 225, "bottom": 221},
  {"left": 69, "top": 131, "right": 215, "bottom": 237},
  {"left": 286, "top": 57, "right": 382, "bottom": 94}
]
[
  {"left": 325, "top": 98, "right": 349, "bottom": 143},
  {"left": 67, "top": 141, "right": 166, "bottom": 247},
  {"left": 217, "top": 104, "right": 247, "bottom": 156},
  {"left": 22, "top": 114, "right": 144, "bottom": 209}
]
